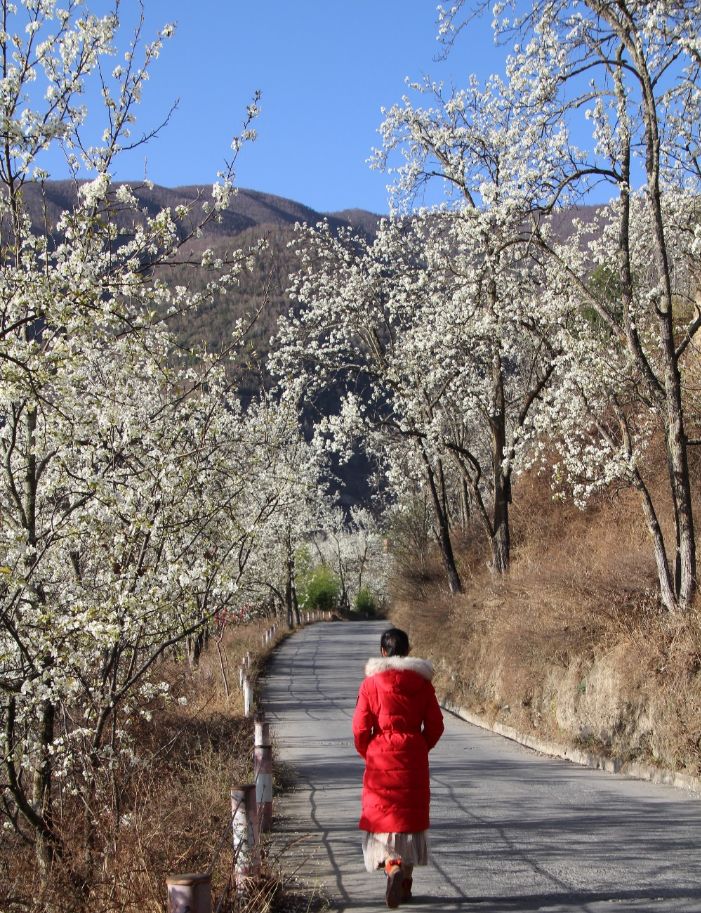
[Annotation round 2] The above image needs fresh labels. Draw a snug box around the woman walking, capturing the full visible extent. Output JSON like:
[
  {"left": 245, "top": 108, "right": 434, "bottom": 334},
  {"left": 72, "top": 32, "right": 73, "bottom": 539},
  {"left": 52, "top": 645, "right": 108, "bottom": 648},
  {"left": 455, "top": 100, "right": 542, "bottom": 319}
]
[{"left": 352, "top": 627, "right": 444, "bottom": 908}]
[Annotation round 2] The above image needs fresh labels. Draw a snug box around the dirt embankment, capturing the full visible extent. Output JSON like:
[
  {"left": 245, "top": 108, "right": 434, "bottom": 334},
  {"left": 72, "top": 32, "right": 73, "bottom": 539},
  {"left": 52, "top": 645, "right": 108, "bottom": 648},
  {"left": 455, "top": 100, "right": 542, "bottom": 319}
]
[{"left": 389, "top": 469, "right": 701, "bottom": 780}]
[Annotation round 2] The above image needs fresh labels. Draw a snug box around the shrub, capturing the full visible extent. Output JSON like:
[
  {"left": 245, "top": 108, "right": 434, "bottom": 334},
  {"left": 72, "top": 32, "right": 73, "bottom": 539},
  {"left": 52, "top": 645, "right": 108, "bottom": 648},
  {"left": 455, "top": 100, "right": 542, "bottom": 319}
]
[
  {"left": 355, "top": 587, "right": 377, "bottom": 616},
  {"left": 300, "top": 564, "right": 341, "bottom": 612}
]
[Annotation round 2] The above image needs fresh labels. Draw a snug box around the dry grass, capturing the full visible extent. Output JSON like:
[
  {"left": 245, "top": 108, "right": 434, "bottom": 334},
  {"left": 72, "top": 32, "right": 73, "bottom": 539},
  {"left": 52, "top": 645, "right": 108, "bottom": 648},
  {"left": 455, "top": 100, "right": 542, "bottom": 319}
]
[
  {"left": 390, "top": 457, "right": 701, "bottom": 776},
  {"left": 0, "top": 619, "right": 317, "bottom": 913}
]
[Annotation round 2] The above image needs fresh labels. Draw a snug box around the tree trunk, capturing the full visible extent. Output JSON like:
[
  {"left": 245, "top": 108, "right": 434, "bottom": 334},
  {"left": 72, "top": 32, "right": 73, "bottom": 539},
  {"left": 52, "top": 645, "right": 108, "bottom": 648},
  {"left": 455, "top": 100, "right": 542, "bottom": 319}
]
[
  {"left": 645, "top": 105, "right": 696, "bottom": 608},
  {"left": 33, "top": 697, "right": 56, "bottom": 880},
  {"left": 24, "top": 405, "right": 60, "bottom": 878},
  {"left": 292, "top": 578, "right": 301, "bottom": 626},
  {"left": 663, "top": 383, "right": 696, "bottom": 607},
  {"left": 490, "top": 347, "right": 511, "bottom": 574},
  {"left": 645, "top": 163, "right": 696, "bottom": 608},
  {"left": 285, "top": 535, "right": 300, "bottom": 627},
  {"left": 633, "top": 469, "right": 677, "bottom": 611},
  {"left": 285, "top": 565, "right": 294, "bottom": 629},
  {"left": 460, "top": 480, "right": 471, "bottom": 531},
  {"left": 421, "top": 449, "right": 463, "bottom": 593},
  {"left": 638, "top": 30, "right": 696, "bottom": 608},
  {"left": 188, "top": 630, "right": 204, "bottom": 666},
  {"left": 490, "top": 473, "right": 511, "bottom": 575}
]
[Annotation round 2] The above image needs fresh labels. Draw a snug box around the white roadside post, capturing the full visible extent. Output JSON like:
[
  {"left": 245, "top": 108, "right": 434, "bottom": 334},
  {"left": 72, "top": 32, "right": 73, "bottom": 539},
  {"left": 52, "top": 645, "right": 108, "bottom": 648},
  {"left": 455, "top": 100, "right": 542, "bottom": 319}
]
[
  {"left": 254, "top": 715, "right": 273, "bottom": 832},
  {"left": 243, "top": 676, "right": 253, "bottom": 717},
  {"left": 231, "top": 783, "right": 260, "bottom": 895}
]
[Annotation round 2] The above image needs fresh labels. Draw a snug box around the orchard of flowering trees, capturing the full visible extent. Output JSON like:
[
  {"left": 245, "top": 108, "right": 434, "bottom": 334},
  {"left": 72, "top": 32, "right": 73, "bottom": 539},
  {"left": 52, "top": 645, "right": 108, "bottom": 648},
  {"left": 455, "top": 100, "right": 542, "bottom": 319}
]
[
  {"left": 3, "top": 0, "right": 701, "bottom": 900},
  {"left": 0, "top": 1, "right": 390, "bottom": 893},
  {"left": 276, "top": 0, "right": 701, "bottom": 614}
]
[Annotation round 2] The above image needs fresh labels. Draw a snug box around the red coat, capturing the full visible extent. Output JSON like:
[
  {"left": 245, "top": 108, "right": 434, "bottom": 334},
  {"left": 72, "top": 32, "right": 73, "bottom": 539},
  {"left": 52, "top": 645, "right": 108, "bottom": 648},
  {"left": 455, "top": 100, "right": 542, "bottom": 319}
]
[{"left": 352, "top": 656, "right": 444, "bottom": 833}]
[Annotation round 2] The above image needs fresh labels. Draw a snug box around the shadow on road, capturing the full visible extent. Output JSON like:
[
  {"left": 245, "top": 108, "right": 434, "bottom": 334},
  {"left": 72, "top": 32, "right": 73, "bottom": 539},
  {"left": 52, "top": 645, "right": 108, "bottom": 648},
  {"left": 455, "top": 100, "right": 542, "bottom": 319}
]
[{"left": 266, "top": 621, "right": 701, "bottom": 913}]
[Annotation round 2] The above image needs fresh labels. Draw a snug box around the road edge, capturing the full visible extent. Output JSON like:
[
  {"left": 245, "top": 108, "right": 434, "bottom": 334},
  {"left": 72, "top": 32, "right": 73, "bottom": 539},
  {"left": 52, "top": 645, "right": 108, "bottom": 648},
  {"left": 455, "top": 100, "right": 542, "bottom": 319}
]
[{"left": 441, "top": 698, "right": 701, "bottom": 799}]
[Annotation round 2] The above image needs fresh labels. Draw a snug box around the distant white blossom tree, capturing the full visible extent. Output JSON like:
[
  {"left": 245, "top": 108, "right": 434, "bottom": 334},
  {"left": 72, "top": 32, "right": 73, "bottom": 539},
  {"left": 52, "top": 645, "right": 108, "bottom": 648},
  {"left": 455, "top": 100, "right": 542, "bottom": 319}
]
[
  {"left": 275, "top": 197, "right": 559, "bottom": 581},
  {"left": 311, "top": 505, "right": 389, "bottom": 612},
  {"left": 276, "top": 75, "right": 564, "bottom": 582},
  {"left": 274, "top": 218, "right": 465, "bottom": 591}
]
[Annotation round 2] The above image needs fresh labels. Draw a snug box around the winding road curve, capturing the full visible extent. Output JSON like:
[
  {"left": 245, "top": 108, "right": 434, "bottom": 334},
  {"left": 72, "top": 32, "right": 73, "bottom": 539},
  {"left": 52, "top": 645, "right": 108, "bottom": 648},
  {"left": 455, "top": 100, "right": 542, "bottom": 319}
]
[{"left": 263, "top": 620, "right": 701, "bottom": 912}]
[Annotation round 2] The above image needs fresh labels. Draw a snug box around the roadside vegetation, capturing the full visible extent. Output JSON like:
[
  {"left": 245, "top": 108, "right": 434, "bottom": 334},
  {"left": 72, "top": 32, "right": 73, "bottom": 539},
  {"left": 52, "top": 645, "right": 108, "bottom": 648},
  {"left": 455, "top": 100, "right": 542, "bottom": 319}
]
[
  {"left": 387, "top": 442, "right": 701, "bottom": 776},
  {"left": 1, "top": 615, "right": 331, "bottom": 912}
]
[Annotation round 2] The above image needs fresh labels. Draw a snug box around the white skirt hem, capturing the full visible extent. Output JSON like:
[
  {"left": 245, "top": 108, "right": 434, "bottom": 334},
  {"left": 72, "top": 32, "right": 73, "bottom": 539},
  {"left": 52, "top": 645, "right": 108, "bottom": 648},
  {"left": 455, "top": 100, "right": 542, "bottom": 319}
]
[{"left": 361, "top": 831, "right": 429, "bottom": 873}]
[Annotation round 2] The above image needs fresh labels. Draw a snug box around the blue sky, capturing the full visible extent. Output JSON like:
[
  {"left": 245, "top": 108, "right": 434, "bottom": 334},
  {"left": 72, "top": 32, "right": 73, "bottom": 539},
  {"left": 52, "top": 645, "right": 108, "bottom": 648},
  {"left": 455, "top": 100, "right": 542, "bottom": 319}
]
[{"left": 50, "top": 2, "right": 502, "bottom": 215}]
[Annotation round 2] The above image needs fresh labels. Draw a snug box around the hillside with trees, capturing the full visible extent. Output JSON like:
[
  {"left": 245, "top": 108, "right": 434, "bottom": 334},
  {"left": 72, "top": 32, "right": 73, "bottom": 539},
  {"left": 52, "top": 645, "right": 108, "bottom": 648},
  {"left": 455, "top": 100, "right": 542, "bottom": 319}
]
[{"left": 15, "top": 180, "right": 380, "bottom": 379}]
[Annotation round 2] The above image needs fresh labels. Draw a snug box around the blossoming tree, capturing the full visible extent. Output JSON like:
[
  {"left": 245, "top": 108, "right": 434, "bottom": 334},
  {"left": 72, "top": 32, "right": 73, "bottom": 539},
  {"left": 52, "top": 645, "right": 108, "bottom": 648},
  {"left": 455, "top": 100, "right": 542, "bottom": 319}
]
[
  {"left": 274, "top": 218, "right": 466, "bottom": 591},
  {"left": 454, "top": 0, "right": 700, "bottom": 610},
  {"left": 0, "top": 0, "right": 316, "bottom": 888},
  {"left": 276, "top": 75, "right": 564, "bottom": 584}
]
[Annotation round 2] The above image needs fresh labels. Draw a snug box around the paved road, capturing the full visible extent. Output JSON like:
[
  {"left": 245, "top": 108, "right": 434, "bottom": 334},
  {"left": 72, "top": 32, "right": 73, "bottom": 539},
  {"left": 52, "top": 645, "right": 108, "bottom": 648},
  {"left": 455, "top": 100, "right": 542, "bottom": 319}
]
[{"left": 263, "top": 620, "right": 701, "bottom": 912}]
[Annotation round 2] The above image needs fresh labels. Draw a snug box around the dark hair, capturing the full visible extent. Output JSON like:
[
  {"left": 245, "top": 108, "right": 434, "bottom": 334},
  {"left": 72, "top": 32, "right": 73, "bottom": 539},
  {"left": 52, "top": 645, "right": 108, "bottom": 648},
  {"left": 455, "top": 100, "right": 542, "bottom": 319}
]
[{"left": 381, "top": 627, "right": 409, "bottom": 657}]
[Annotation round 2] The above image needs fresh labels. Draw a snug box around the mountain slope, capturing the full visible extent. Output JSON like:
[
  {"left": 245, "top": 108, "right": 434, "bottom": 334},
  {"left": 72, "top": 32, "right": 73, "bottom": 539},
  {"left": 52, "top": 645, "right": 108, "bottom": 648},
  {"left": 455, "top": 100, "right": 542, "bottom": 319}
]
[{"left": 17, "top": 180, "right": 382, "bottom": 240}]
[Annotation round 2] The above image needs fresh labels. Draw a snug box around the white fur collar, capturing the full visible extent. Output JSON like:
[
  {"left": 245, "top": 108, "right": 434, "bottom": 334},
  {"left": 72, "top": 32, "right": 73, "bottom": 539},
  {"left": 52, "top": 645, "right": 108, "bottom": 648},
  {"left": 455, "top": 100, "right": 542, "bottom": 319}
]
[{"left": 365, "top": 656, "right": 434, "bottom": 680}]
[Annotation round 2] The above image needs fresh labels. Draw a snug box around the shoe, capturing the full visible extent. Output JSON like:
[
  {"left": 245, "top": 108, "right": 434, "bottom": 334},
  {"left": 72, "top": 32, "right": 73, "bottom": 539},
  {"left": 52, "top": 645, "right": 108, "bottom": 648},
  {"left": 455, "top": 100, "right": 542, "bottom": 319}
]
[
  {"left": 384, "top": 858, "right": 403, "bottom": 909},
  {"left": 401, "top": 876, "right": 413, "bottom": 902}
]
